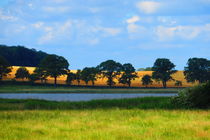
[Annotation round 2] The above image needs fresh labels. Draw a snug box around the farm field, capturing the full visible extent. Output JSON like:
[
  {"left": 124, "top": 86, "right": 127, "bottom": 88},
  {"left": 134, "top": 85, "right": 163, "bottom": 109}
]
[
  {"left": 0, "top": 98, "right": 209, "bottom": 140},
  {"left": 3, "top": 66, "right": 197, "bottom": 87}
]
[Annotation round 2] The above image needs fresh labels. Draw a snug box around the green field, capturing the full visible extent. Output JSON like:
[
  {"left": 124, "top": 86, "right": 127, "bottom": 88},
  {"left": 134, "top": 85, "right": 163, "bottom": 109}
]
[
  {"left": 0, "top": 84, "right": 181, "bottom": 93},
  {"left": 0, "top": 97, "right": 209, "bottom": 140}
]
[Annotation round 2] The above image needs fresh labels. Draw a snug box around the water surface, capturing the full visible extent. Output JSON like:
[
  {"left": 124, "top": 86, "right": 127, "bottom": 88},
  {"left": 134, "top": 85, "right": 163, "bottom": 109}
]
[{"left": 0, "top": 93, "right": 177, "bottom": 101}]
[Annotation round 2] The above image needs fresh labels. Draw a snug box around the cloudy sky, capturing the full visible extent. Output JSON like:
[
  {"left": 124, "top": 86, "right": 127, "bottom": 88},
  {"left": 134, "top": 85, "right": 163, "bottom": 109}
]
[{"left": 0, "top": 0, "right": 210, "bottom": 70}]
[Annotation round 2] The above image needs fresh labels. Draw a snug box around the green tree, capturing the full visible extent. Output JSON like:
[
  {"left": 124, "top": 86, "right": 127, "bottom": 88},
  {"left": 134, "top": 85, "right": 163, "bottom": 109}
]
[
  {"left": 66, "top": 71, "right": 76, "bottom": 85},
  {"left": 184, "top": 58, "right": 210, "bottom": 83},
  {"left": 119, "top": 63, "right": 138, "bottom": 87},
  {"left": 0, "top": 55, "right": 12, "bottom": 81},
  {"left": 97, "top": 60, "right": 122, "bottom": 87},
  {"left": 33, "top": 67, "right": 48, "bottom": 84},
  {"left": 141, "top": 75, "right": 153, "bottom": 87},
  {"left": 15, "top": 67, "right": 30, "bottom": 81},
  {"left": 137, "top": 67, "right": 152, "bottom": 71},
  {"left": 75, "top": 69, "right": 81, "bottom": 85},
  {"left": 28, "top": 73, "right": 40, "bottom": 83},
  {"left": 175, "top": 80, "right": 182, "bottom": 87},
  {"left": 152, "top": 58, "right": 177, "bottom": 88},
  {"left": 39, "top": 54, "right": 69, "bottom": 86},
  {"left": 81, "top": 67, "right": 98, "bottom": 86}
]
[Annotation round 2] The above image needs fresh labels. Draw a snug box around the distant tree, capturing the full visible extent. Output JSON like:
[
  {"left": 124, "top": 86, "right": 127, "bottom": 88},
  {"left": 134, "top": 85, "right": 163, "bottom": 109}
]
[
  {"left": 0, "top": 45, "right": 48, "bottom": 67},
  {"left": 75, "top": 69, "right": 81, "bottom": 85},
  {"left": 15, "top": 67, "right": 30, "bottom": 81},
  {"left": 142, "top": 75, "right": 153, "bottom": 87},
  {"left": 137, "top": 67, "right": 152, "bottom": 71},
  {"left": 66, "top": 72, "right": 76, "bottom": 85},
  {"left": 97, "top": 60, "right": 122, "bottom": 87},
  {"left": 152, "top": 58, "right": 177, "bottom": 88},
  {"left": 0, "top": 55, "right": 12, "bottom": 81},
  {"left": 184, "top": 58, "right": 210, "bottom": 83},
  {"left": 28, "top": 73, "right": 40, "bottom": 83},
  {"left": 81, "top": 67, "right": 98, "bottom": 86},
  {"left": 175, "top": 80, "right": 182, "bottom": 87},
  {"left": 33, "top": 67, "right": 48, "bottom": 84},
  {"left": 39, "top": 54, "right": 69, "bottom": 86},
  {"left": 119, "top": 63, "right": 138, "bottom": 87}
]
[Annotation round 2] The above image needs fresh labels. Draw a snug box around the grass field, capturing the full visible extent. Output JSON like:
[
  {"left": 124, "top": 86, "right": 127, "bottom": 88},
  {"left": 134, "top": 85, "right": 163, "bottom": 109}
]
[
  {"left": 0, "top": 84, "right": 182, "bottom": 93},
  {"left": 3, "top": 66, "right": 197, "bottom": 87},
  {"left": 0, "top": 98, "right": 209, "bottom": 140}
]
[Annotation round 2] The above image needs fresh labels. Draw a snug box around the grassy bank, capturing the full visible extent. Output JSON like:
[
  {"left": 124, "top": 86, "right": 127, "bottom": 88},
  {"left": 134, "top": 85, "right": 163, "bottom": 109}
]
[
  {"left": 0, "top": 98, "right": 209, "bottom": 140},
  {"left": 0, "top": 84, "right": 181, "bottom": 93},
  {"left": 0, "top": 97, "right": 178, "bottom": 110}
]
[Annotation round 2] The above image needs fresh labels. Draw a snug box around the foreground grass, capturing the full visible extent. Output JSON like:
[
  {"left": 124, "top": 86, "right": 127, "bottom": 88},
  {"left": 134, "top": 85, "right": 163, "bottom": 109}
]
[
  {"left": 0, "top": 84, "right": 181, "bottom": 93},
  {"left": 0, "top": 98, "right": 209, "bottom": 140}
]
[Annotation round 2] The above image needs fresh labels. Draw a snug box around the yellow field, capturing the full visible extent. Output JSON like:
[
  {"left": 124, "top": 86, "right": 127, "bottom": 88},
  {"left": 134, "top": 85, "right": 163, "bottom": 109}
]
[{"left": 3, "top": 66, "right": 197, "bottom": 87}]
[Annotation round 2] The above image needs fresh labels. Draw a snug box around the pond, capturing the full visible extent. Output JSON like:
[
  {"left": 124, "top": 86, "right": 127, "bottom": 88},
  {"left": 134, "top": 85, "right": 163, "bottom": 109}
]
[{"left": 0, "top": 93, "right": 177, "bottom": 102}]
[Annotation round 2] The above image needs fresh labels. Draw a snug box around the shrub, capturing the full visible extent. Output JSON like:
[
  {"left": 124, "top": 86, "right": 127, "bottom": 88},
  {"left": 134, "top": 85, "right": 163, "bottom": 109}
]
[{"left": 171, "top": 82, "right": 210, "bottom": 108}]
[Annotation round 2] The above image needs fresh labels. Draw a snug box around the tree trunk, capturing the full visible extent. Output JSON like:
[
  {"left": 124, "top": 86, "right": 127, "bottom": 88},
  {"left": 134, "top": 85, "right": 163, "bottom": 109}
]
[
  {"left": 54, "top": 76, "right": 57, "bottom": 86},
  {"left": 162, "top": 81, "right": 167, "bottom": 88},
  {"left": 92, "top": 80, "right": 95, "bottom": 86}
]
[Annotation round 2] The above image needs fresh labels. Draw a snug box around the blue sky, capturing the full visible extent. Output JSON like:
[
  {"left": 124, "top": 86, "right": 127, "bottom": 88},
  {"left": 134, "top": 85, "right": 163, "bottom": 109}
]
[{"left": 0, "top": 0, "right": 210, "bottom": 70}]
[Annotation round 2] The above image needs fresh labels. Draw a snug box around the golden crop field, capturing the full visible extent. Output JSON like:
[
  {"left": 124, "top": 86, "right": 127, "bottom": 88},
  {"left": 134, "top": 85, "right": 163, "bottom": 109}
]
[{"left": 3, "top": 66, "right": 197, "bottom": 87}]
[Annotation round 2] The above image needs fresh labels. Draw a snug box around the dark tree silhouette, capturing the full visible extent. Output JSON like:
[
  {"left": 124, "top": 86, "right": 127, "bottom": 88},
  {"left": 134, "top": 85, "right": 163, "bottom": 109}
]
[
  {"left": 28, "top": 73, "right": 40, "bottom": 83},
  {"left": 0, "top": 45, "right": 48, "bottom": 67},
  {"left": 152, "top": 58, "right": 177, "bottom": 88},
  {"left": 33, "top": 67, "right": 48, "bottom": 84},
  {"left": 119, "top": 63, "right": 138, "bottom": 87},
  {"left": 184, "top": 58, "right": 210, "bottom": 83},
  {"left": 141, "top": 75, "right": 153, "bottom": 87},
  {"left": 75, "top": 69, "right": 81, "bottom": 85},
  {"left": 97, "top": 60, "right": 122, "bottom": 87},
  {"left": 15, "top": 67, "right": 30, "bottom": 81},
  {"left": 175, "top": 80, "right": 182, "bottom": 87},
  {"left": 66, "top": 71, "right": 76, "bottom": 85},
  {"left": 81, "top": 67, "right": 98, "bottom": 86},
  {"left": 39, "top": 54, "right": 69, "bottom": 86},
  {"left": 0, "top": 55, "right": 12, "bottom": 81}
]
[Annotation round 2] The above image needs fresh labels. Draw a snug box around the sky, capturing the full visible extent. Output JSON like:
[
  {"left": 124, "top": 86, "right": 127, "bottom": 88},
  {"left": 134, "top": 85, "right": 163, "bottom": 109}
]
[{"left": 0, "top": 0, "right": 210, "bottom": 70}]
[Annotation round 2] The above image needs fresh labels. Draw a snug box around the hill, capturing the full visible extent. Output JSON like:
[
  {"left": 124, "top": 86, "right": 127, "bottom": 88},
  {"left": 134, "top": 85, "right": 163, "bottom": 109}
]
[{"left": 0, "top": 45, "right": 48, "bottom": 67}]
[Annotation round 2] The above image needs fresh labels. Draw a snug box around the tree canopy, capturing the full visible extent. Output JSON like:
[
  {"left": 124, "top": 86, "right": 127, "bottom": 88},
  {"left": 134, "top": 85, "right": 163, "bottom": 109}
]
[
  {"left": 184, "top": 58, "right": 210, "bottom": 83},
  {"left": 152, "top": 58, "right": 177, "bottom": 88},
  {"left": 141, "top": 75, "right": 153, "bottom": 87},
  {"left": 0, "top": 45, "right": 48, "bottom": 67},
  {"left": 15, "top": 67, "right": 30, "bottom": 81},
  {"left": 0, "top": 55, "right": 12, "bottom": 81},
  {"left": 97, "top": 60, "right": 122, "bottom": 87},
  {"left": 81, "top": 67, "right": 98, "bottom": 86},
  {"left": 119, "top": 63, "right": 138, "bottom": 87},
  {"left": 39, "top": 54, "right": 69, "bottom": 85},
  {"left": 66, "top": 71, "right": 76, "bottom": 85}
]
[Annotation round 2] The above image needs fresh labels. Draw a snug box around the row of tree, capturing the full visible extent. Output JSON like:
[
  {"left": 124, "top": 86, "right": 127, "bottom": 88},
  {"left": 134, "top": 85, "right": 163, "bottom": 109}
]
[{"left": 1, "top": 54, "right": 210, "bottom": 88}]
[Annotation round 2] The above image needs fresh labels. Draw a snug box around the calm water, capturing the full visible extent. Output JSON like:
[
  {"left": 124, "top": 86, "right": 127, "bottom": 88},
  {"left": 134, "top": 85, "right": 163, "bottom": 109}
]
[{"left": 0, "top": 93, "right": 177, "bottom": 101}]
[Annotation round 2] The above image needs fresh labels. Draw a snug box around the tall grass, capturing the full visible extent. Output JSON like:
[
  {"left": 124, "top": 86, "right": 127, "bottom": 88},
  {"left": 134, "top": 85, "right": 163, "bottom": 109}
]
[{"left": 0, "top": 98, "right": 209, "bottom": 140}]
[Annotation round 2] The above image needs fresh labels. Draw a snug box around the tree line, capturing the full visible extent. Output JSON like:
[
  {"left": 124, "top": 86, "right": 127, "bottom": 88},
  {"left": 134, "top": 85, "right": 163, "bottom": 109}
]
[
  {"left": 0, "top": 45, "right": 48, "bottom": 67},
  {"left": 0, "top": 54, "right": 210, "bottom": 88}
]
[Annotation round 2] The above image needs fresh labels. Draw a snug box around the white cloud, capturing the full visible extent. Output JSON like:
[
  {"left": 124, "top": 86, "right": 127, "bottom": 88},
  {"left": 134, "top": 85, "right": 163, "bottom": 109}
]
[
  {"left": 42, "top": 6, "right": 70, "bottom": 13},
  {"left": 0, "top": 10, "right": 18, "bottom": 21},
  {"left": 126, "top": 16, "right": 140, "bottom": 24},
  {"left": 87, "top": 38, "right": 99, "bottom": 45},
  {"left": 37, "top": 20, "right": 72, "bottom": 44},
  {"left": 155, "top": 24, "right": 210, "bottom": 41},
  {"left": 32, "top": 22, "right": 44, "bottom": 29},
  {"left": 136, "top": 1, "right": 160, "bottom": 14},
  {"left": 101, "top": 27, "right": 121, "bottom": 36}
]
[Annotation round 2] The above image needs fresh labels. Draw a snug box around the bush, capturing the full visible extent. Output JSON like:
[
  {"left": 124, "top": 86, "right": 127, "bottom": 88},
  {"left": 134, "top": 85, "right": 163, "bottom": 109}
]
[{"left": 171, "top": 82, "right": 210, "bottom": 108}]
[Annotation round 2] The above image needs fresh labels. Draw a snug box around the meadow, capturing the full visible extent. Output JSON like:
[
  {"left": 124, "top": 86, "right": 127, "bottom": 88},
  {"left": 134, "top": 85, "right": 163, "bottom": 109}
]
[
  {"left": 0, "top": 97, "right": 209, "bottom": 140},
  {"left": 3, "top": 66, "right": 197, "bottom": 87}
]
